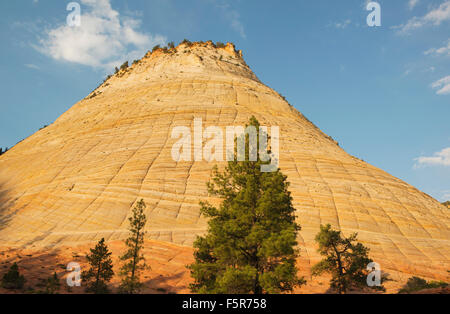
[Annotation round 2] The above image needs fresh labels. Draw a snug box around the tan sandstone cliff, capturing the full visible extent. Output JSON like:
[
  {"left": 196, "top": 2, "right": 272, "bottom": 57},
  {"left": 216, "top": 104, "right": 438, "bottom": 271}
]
[{"left": 0, "top": 41, "right": 448, "bottom": 283}]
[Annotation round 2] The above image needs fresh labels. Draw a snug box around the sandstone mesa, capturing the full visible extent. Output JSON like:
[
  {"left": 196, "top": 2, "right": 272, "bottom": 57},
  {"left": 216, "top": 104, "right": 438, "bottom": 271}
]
[{"left": 0, "top": 41, "right": 448, "bottom": 285}]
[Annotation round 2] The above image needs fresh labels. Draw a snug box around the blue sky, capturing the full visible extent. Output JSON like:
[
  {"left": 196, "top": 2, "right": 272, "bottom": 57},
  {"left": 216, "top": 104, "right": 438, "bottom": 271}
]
[{"left": 0, "top": 0, "right": 449, "bottom": 201}]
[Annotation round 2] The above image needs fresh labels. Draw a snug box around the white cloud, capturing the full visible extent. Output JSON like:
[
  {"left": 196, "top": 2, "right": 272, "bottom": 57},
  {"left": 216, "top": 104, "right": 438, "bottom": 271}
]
[
  {"left": 424, "top": 39, "right": 450, "bottom": 56},
  {"left": 36, "top": 0, "right": 166, "bottom": 70},
  {"left": 362, "top": 0, "right": 371, "bottom": 9},
  {"left": 442, "top": 191, "right": 450, "bottom": 202},
  {"left": 335, "top": 19, "right": 352, "bottom": 29},
  {"left": 431, "top": 75, "right": 450, "bottom": 95},
  {"left": 408, "top": 0, "right": 420, "bottom": 10},
  {"left": 395, "top": 0, "right": 450, "bottom": 34},
  {"left": 215, "top": 2, "right": 246, "bottom": 39},
  {"left": 24, "top": 63, "right": 40, "bottom": 70},
  {"left": 415, "top": 147, "right": 450, "bottom": 167},
  {"left": 442, "top": 190, "right": 450, "bottom": 200}
]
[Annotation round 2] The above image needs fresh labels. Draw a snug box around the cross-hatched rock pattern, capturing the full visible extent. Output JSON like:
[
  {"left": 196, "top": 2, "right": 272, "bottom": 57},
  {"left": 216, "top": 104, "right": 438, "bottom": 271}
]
[{"left": 0, "top": 42, "right": 448, "bottom": 281}]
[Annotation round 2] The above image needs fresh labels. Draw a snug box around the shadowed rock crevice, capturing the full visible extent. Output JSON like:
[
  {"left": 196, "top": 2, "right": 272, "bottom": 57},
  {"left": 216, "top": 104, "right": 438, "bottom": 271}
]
[{"left": 0, "top": 182, "right": 21, "bottom": 234}]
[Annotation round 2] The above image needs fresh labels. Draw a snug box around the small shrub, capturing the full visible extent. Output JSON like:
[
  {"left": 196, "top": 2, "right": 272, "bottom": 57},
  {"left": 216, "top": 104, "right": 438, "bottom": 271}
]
[
  {"left": 1, "top": 263, "right": 26, "bottom": 290},
  {"left": 152, "top": 45, "right": 161, "bottom": 52},
  {"left": 216, "top": 42, "right": 226, "bottom": 48},
  {"left": 36, "top": 279, "right": 46, "bottom": 288},
  {"left": 45, "top": 272, "right": 61, "bottom": 294},
  {"left": 427, "top": 281, "right": 448, "bottom": 289},
  {"left": 398, "top": 276, "right": 448, "bottom": 293},
  {"left": 167, "top": 41, "right": 175, "bottom": 49},
  {"left": 311, "top": 224, "right": 374, "bottom": 294},
  {"left": 180, "top": 39, "right": 192, "bottom": 47},
  {"left": 88, "top": 91, "right": 101, "bottom": 99},
  {"left": 120, "top": 61, "right": 129, "bottom": 71}
]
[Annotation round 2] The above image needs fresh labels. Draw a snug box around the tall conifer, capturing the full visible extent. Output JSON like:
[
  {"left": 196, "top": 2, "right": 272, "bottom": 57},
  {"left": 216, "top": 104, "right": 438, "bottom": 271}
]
[
  {"left": 83, "top": 238, "right": 114, "bottom": 294},
  {"left": 189, "top": 117, "right": 304, "bottom": 294},
  {"left": 119, "top": 199, "right": 148, "bottom": 294}
]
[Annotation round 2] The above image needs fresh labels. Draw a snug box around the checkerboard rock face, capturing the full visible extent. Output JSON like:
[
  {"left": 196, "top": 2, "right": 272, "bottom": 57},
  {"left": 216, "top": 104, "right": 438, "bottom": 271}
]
[{"left": 0, "top": 42, "right": 448, "bottom": 280}]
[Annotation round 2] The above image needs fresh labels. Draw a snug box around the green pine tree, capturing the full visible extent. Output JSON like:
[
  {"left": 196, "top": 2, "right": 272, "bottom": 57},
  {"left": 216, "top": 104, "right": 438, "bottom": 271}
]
[
  {"left": 119, "top": 199, "right": 148, "bottom": 294},
  {"left": 1, "top": 262, "right": 26, "bottom": 290},
  {"left": 311, "top": 224, "right": 374, "bottom": 294},
  {"left": 45, "top": 272, "right": 61, "bottom": 294},
  {"left": 82, "top": 238, "right": 114, "bottom": 294},
  {"left": 188, "top": 116, "right": 304, "bottom": 294}
]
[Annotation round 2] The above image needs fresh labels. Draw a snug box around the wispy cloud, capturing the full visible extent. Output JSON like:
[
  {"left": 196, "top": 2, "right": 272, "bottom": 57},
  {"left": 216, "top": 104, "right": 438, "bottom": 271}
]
[
  {"left": 415, "top": 147, "right": 450, "bottom": 167},
  {"left": 335, "top": 19, "right": 352, "bottom": 29},
  {"left": 403, "top": 68, "right": 413, "bottom": 76},
  {"left": 424, "top": 39, "right": 450, "bottom": 56},
  {"left": 362, "top": 0, "right": 371, "bottom": 9},
  {"left": 408, "top": 0, "right": 420, "bottom": 10},
  {"left": 442, "top": 190, "right": 450, "bottom": 201},
  {"left": 215, "top": 1, "right": 246, "bottom": 39},
  {"left": 431, "top": 75, "right": 450, "bottom": 95},
  {"left": 24, "top": 63, "right": 40, "bottom": 70},
  {"left": 35, "top": 0, "right": 166, "bottom": 71},
  {"left": 394, "top": 0, "right": 450, "bottom": 34}
]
